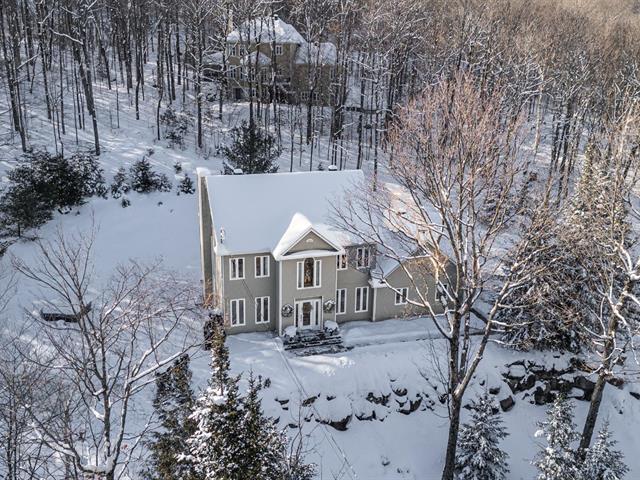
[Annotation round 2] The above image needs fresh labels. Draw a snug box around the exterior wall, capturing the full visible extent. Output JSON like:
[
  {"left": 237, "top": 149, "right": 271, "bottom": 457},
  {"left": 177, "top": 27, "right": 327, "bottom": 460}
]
[
  {"left": 286, "top": 231, "right": 336, "bottom": 254},
  {"left": 221, "top": 252, "right": 278, "bottom": 334},
  {"left": 291, "top": 64, "right": 334, "bottom": 105},
  {"left": 373, "top": 257, "right": 455, "bottom": 321},
  {"left": 198, "top": 177, "right": 214, "bottom": 304},
  {"left": 335, "top": 247, "right": 374, "bottom": 322},
  {"left": 279, "top": 254, "right": 338, "bottom": 333}
]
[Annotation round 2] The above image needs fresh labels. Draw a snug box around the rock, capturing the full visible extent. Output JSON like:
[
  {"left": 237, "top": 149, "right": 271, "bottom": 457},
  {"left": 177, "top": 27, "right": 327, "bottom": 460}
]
[
  {"left": 505, "top": 364, "right": 527, "bottom": 380},
  {"left": 630, "top": 391, "right": 640, "bottom": 401},
  {"left": 302, "top": 395, "right": 318, "bottom": 407},
  {"left": 323, "top": 414, "right": 352, "bottom": 431},
  {"left": 399, "top": 397, "right": 422, "bottom": 415},
  {"left": 534, "top": 386, "right": 548, "bottom": 405},
  {"left": 366, "top": 392, "right": 390, "bottom": 406},
  {"left": 392, "top": 386, "right": 408, "bottom": 396},
  {"left": 327, "top": 395, "right": 336, "bottom": 401},
  {"left": 288, "top": 423, "right": 299, "bottom": 429},
  {"left": 500, "top": 396, "right": 515, "bottom": 412},
  {"left": 574, "top": 376, "right": 596, "bottom": 400},
  {"left": 517, "top": 374, "right": 537, "bottom": 392},
  {"left": 489, "top": 386, "right": 501, "bottom": 395},
  {"left": 356, "top": 410, "right": 376, "bottom": 421},
  {"left": 276, "top": 398, "right": 289, "bottom": 405},
  {"left": 608, "top": 377, "right": 624, "bottom": 389}
]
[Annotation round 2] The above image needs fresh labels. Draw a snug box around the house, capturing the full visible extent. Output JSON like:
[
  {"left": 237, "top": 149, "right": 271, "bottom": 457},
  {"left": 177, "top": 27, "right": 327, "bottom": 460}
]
[
  {"left": 223, "top": 16, "right": 336, "bottom": 104},
  {"left": 197, "top": 169, "right": 448, "bottom": 335}
]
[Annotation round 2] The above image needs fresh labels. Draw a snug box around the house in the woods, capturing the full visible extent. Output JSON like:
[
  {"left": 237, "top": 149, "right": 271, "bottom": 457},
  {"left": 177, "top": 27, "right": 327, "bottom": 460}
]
[
  {"left": 206, "top": 16, "right": 337, "bottom": 105},
  {"left": 197, "top": 168, "right": 451, "bottom": 335}
]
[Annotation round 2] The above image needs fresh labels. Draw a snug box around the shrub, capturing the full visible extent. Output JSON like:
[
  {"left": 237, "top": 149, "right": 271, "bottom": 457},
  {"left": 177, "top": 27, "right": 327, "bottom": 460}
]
[
  {"left": 177, "top": 175, "right": 195, "bottom": 195},
  {"left": 129, "top": 158, "right": 172, "bottom": 193}
]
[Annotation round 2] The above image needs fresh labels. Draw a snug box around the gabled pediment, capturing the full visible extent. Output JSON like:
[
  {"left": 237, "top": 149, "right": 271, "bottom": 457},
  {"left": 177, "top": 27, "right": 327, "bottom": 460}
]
[{"left": 272, "top": 213, "right": 343, "bottom": 260}]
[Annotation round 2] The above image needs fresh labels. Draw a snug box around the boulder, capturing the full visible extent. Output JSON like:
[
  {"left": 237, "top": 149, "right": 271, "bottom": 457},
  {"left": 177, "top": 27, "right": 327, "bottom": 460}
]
[
  {"left": 302, "top": 395, "right": 318, "bottom": 407},
  {"left": 630, "top": 391, "right": 640, "bottom": 401},
  {"left": 489, "top": 386, "right": 501, "bottom": 395},
  {"left": 500, "top": 396, "right": 515, "bottom": 412},
  {"left": 366, "top": 392, "right": 390, "bottom": 406},
  {"left": 323, "top": 414, "right": 352, "bottom": 431},
  {"left": 399, "top": 397, "right": 422, "bottom": 415},
  {"left": 574, "top": 376, "right": 596, "bottom": 401},
  {"left": 356, "top": 410, "right": 376, "bottom": 421}
]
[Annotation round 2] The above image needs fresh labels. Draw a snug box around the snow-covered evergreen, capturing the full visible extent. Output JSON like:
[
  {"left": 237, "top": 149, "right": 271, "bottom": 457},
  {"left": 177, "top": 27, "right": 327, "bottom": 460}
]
[
  {"left": 581, "top": 422, "right": 628, "bottom": 480},
  {"left": 533, "top": 396, "right": 580, "bottom": 480},
  {"left": 455, "top": 391, "right": 509, "bottom": 480}
]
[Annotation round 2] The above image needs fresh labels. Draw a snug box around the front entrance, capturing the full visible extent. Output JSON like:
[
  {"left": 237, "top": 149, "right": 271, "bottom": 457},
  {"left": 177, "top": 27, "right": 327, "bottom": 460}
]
[{"left": 295, "top": 298, "right": 322, "bottom": 329}]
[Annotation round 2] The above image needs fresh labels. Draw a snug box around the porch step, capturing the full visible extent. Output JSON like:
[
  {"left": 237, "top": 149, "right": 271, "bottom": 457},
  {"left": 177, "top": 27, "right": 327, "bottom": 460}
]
[{"left": 283, "top": 329, "right": 349, "bottom": 356}]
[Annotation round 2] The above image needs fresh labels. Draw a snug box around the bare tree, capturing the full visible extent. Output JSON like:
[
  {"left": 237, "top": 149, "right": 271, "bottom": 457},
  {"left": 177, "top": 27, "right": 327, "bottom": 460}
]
[
  {"left": 12, "top": 229, "right": 201, "bottom": 480},
  {"left": 335, "top": 73, "right": 537, "bottom": 480}
]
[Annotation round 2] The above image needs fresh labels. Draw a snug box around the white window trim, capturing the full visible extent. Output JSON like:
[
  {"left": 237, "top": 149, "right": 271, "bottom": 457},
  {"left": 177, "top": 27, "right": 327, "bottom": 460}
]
[
  {"left": 355, "top": 286, "right": 369, "bottom": 313},
  {"left": 336, "top": 288, "right": 347, "bottom": 315},
  {"left": 229, "top": 257, "right": 245, "bottom": 280},
  {"left": 336, "top": 254, "right": 347, "bottom": 270},
  {"left": 255, "top": 296, "right": 270, "bottom": 324},
  {"left": 395, "top": 287, "right": 409, "bottom": 305},
  {"left": 356, "top": 247, "right": 370, "bottom": 268},
  {"left": 275, "top": 44, "right": 283, "bottom": 56},
  {"left": 296, "top": 258, "right": 322, "bottom": 289},
  {"left": 230, "top": 298, "right": 246, "bottom": 326},
  {"left": 255, "top": 255, "right": 270, "bottom": 278}
]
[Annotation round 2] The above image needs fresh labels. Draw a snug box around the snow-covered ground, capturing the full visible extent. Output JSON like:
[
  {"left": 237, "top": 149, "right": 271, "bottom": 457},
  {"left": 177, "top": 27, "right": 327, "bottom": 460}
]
[{"left": 3, "top": 61, "right": 640, "bottom": 479}]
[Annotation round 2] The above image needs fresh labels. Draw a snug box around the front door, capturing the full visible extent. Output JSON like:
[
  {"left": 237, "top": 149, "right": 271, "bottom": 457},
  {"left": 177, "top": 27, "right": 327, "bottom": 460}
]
[{"left": 295, "top": 299, "right": 321, "bottom": 329}]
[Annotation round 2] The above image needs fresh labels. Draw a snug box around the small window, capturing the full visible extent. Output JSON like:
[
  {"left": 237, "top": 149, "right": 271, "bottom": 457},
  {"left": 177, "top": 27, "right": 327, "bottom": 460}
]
[
  {"left": 233, "top": 44, "right": 240, "bottom": 57},
  {"left": 313, "top": 91, "right": 320, "bottom": 102},
  {"left": 230, "top": 298, "right": 245, "bottom": 326},
  {"left": 227, "top": 44, "right": 235, "bottom": 56},
  {"left": 355, "top": 286, "right": 369, "bottom": 313},
  {"left": 297, "top": 258, "right": 321, "bottom": 289},
  {"left": 255, "top": 256, "right": 270, "bottom": 278},
  {"left": 255, "top": 296, "right": 270, "bottom": 324},
  {"left": 336, "top": 289, "right": 346, "bottom": 315},
  {"left": 336, "top": 254, "right": 347, "bottom": 270},
  {"left": 227, "top": 68, "right": 237, "bottom": 79},
  {"left": 275, "top": 44, "right": 283, "bottom": 56},
  {"left": 395, "top": 287, "right": 408, "bottom": 305},
  {"left": 229, "top": 257, "right": 245, "bottom": 280},
  {"left": 356, "top": 247, "right": 370, "bottom": 268},
  {"left": 300, "top": 91, "right": 309, "bottom": 102}
]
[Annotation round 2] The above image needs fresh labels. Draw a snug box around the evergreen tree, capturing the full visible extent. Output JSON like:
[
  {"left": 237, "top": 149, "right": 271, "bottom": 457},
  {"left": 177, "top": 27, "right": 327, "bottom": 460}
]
[
  {"left": 533, "top": 396, "right": 580, "bottom": 480},
  {"left": 222, "top": 121, "right": 280, "bottom": 174},
  {"left": 455, "top": 391, "right": 509, "bottom": 480},
  {"left": 581, "top": 422, "right": 628, "bottom": 480},
  {"left": 144, "top": 354, "right": 200, "bottom": 480},
  {"left": 130, "top": 158, "right": 172, "bottom": 193},
  {"left": 178, "top": 175, "right": 195, "bottom": 195},
  {"left": 111, "top": 167, "right": 131, "bottom": 199}
]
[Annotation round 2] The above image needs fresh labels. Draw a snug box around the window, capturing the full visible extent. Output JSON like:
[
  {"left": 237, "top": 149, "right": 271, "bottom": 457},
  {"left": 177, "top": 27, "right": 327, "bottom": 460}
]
[
  {"left": 234, "top": 44, "right": 240, "bottom": 56},
  {"left": 313, "top": 91, "right": 320, "bottom": 102},
  {"left": 275, "top": 44, "right": 283, "bottom": 56},
  {"left": 255, "top": 256, "right": 270, "bottom": 278},
  {"left": 395, "top": 287, "right": 408, "bottom": 305},
  {"left": 336, "top": 289, "right": 346, "bottom": 315},
  {"left": 230, "top": 298, "right": 245, "bottom": 326},
  {"left": 297, "top": 258, "right": 321, "bottom": 289},
  {"left": 336, "top": 254, "right": 347, "bottom": 270},
  {"left": 356, "top": 247, "right": 370, "bottom": 268},
  {"left": 229, "top": 257, "right": 245, "bottom": 280},
  {"left": 227, "top": 68, "right": 238, "bottom": 79},
  {"left": 255, "top": 296, "right": 270, "bottom": 324},
  {"left": 300, "top": 91, "right": 309, "bottom": 102},
  {"left": 355, "top": 286, "right": 369, "bottom": 312},
  {"left": 227, "top": 44, "right": 234, "bottom": 56}
]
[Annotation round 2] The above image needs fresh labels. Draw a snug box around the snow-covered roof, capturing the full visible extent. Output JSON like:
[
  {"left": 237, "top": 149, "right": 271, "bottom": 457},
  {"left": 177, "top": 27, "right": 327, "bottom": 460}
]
[
  {"left": 227, "top": 17, "right": 306, "bottom": 45},
  {"left": 294, "top": 42, "right": 337, "bottom": 66},
  {"left": 204, "top": 170, "right": 365, "bottom": 256},
  {"left": 241, "top": 51, "right": 271, "bottom": 66},
  {"left": 203, "top": 51, "right": 224, "bottom": 65}
]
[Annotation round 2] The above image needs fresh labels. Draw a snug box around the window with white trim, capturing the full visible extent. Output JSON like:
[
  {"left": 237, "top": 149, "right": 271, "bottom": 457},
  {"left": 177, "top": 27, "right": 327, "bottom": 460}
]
[
  {"left": 356, "top": 247, "right": 370, "bottom": 268},
  {"left": 297, "top": 258, "right": 321, "bottom": 289},
  {"left": 300, "top": 91, "right": 309, "bottom": 102},
  {"left": 355, "top": 286, "right": 369, "bottom": 312},
  {"left": 275, "top": 44, "right": 283, "bottom": 56},
  {"left": 395, "top": 287, "right": 408, "bottom": 305},
  {"left": 229, "top": 257, "right": 245, "bottom": 280},
  {"left": 255, "top": 296, "right": 270, "bottom": 324},
  {"left": 255, "top": 256, "right": 270, "bottom": 278},
  {"left": 230, "top": 298, "right": 245, "bottom": 326},
  {"left": 336, "top": 254, "right": 347, "bottom": 270},
  {"left": 336, "top": 289, "right": 346, "bottom": 315}
]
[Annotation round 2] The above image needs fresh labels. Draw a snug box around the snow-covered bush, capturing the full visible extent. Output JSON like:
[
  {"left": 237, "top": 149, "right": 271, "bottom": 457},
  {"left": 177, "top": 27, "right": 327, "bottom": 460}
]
[
  {"left": 0, "top": 150, "right": 105, "bottom": 237},
  {"left": 110, "top": 167, "right": 131, "bottom": 199},
  {"left": 177, "top": 175, "right": 195, "bottom": 195}
]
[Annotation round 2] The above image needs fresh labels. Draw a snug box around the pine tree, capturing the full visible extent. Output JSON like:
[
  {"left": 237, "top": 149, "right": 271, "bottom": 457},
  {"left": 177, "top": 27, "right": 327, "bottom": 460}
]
[
  {"left": 222, "top": 121, "right": 280, "bottom": 174},
  {"left": 144, "top": 354, "right": 200, "bottom": 480},
  {"left": 130, "top": 158, "right": 172, "bottom": 193},
  {"left": 178, "top": 175, "right": 195, "bottom": 195},
  {"left": 581, "top": 422, "right": 628, "bottom": 480},
  {"left": 111, "top": 167, "right": 131, "bottom": 199},
  {"left": 455, "top": 392, "right": 509, "bottom": 480},
  {"left": 533, "top": 396, "right": 580, "bottom": 480}
]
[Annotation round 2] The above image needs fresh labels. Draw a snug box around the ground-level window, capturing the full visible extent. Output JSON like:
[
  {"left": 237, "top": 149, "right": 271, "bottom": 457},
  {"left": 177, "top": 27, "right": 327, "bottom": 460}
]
[
  {"left": 337, "top": 254, "right": 347, "bottom": 270},
  {"left": 297, "top": 258, "right": 321, "bottom": 288},
  {"left": 356, "top": 247, "right": 370, "bottom": 268},
  {"left": 336, "top": 289, "right": 347, "bottom": 314},
  {"left": 395, "top": 287, "right": 408, "bottom": 305},
  {"left": 255, "top": 296, "right": 270, "bottom": 324},
  {"left": 355, "top": 286, "right": 369, "bottom": 312},
  {"left": 229, "top": 257, "right": 245, "bottom": 280},
  {"left": 255, "top": 255, "right": 270, "bottom": 278},
  {"left": 230, "top": 298, "right": 245, "bottom": 326}
]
